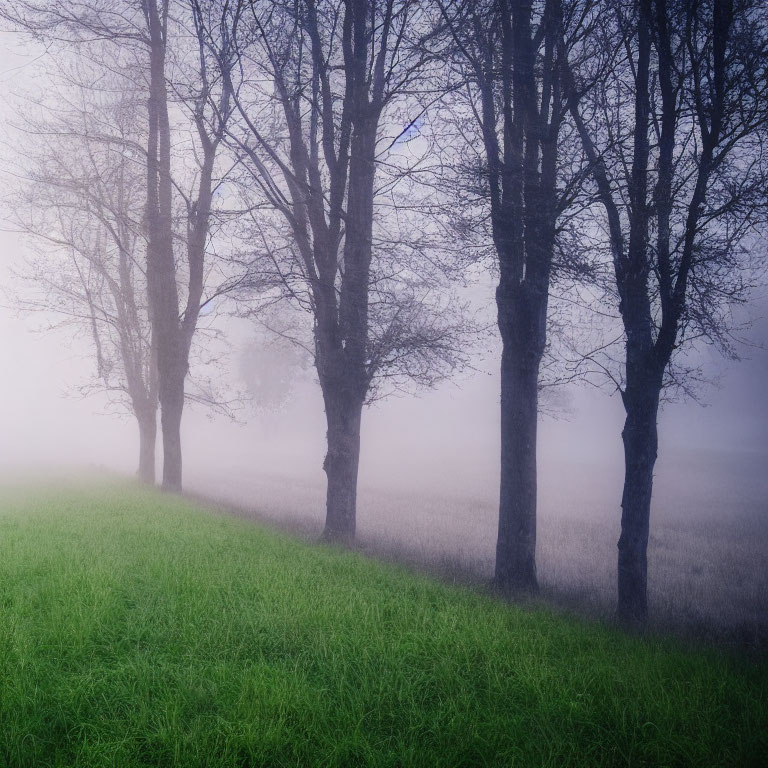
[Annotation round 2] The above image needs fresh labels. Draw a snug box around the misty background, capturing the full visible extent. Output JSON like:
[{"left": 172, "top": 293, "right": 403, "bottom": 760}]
[
  {"left": 3, "top": 203, "right": 767, "bottom": 509},
  {"left": 0, "top": 22, "right": 766, "bottom": 633}
]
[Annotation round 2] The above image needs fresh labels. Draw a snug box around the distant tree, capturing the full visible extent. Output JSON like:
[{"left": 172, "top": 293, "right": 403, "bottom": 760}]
[
  {"left": 200, "top": 0, "right": 470, "bottom": 541},
  {"left": 2, "top": 0, "right": 240, "bottom": 491},
  {"left": 239, "top": 333, "right": 311, "bottom": 414},
  {"left": 6, "top": 80, "right": 159, "bottom": 482},
  {"left": 141, "top": 0, "right": 238, "bottom": 491},
  {"left": 566, "top": 0, "right": 768, "bottom": 627}
]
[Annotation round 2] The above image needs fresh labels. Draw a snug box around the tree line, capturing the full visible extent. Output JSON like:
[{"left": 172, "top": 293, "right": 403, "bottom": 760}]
[{"left": 2, "top": 0, "right": 766, "bottom": 630}]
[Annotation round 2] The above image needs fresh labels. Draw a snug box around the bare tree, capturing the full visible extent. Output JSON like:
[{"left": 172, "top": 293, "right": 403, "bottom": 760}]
[
  {"left": 5, "top": 79, "right": 158, "bottom": 481},
  {"left": 566, "top": 0, "right": 768, "bottom": 627},
  {"left": 142, "top": 0, "right": 237, "bottom": 490},
  {"left": 201, "top": 0, "right": 469, "bottom": 541},
  {"left": 432, "top": 0, "right": 594, "bottom": 593},
  {"left": 3, "top": 0, "right": 239, "bottom": 491}
]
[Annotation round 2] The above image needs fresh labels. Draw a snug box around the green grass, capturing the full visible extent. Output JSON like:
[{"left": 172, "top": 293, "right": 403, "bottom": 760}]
[{"left": 0, "top": 483, "right": 765, "bottom": 767}]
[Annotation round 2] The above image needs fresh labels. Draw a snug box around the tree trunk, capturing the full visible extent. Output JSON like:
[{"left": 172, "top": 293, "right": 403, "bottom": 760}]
[
  {"left": 617, "top": 386, "right": 660, "bottom": 629},
  {"left": 495, "top": 328, "right": 540, "bottom": 594},
  {"left": 137, "top": 411, "right": 157, "bottom": 485},
  {"left": 144, "top": 0, "right": 183, "bottom": 493},
  {"left": 322, "top": 391, "right": 363, "bottom": 543},
  {"left": 159, "top": 367, "right": 184, "bottom": 493}
]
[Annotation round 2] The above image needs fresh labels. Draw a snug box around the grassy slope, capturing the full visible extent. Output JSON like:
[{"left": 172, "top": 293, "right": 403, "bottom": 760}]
[{"left": 0, "top": 484, "right": 765, "bottom": 767}]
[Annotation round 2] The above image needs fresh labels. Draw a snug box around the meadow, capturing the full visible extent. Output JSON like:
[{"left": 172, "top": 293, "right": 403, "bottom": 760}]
[
  {"left": 0, "top": 481, "right": 766, "bottom": 767},
  {"left": 188, "top": 459, "right": 768, "bottom": 648}
]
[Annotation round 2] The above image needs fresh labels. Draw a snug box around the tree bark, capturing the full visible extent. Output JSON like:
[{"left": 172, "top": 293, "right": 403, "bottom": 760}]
[
  {"left": 470, "top": 0, "right": 557, "bottom": 596},
  {"left": 159, "top": 365, "right": 184, "bottom": 492},
  {"left": 321, "top": 390, "right": 364, "bottom": 543},
  {"left": 495, "top": 292, "right": 542, "bottom": 594},
  {"left": 137, "top": 410, "right": 157, "bottom": 485},
  {"left": 617, "top": 381, "right": 661, "bottom": 628},
  {"left": 144, "top": 0, "right": 184, "bottom": 492},
  {"left": 316, "top": 87, "right": 375, "bottom": 543}
]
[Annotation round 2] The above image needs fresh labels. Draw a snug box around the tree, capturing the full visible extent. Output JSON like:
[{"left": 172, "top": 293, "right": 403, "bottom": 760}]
[
  {"left": 566, "top": 0, "right": 768, "bottom": 627},
  {"left": 142, "top": 0, "right": 237, "bottom": 490},
  {"left": 6, "top": 78, "right": 158, "bottom": 482},
  {"left": 3, "top": 0, "right": 239, "bottom": 491},
  {"left": 433, "top": 0, "right": 589, "bottom": 593},
  {"left": 204, "top": 0, "right": 468, "bottom": 541}
]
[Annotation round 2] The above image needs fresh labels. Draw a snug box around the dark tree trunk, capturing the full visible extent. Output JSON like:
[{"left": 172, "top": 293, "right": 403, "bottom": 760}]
[
  {"left": 617, "top": 381, "right": 661, "bottom": 628},
  {"left": 495, "top": 292, "right": 543, "bottom": 594},
  {"left": 137, "top": 410, "right": 157, "bottom": 485},
  {"left": 316, "top": 91, "right": 375, "bottom": 543},
  {"left": 564, "top": 0, "right": 738, "bottom": 631},
  {"left": 472, "top": 0, "right": 558, "bottom": 597},
  {"left": 322, "top": 391, "right": 363, "bottom": 543},
  {"left": 159, "top": 366, "right": 184, "bottom": 492},
  {"left": 144, "top": 0, "right": 184, "bottom": 492}
]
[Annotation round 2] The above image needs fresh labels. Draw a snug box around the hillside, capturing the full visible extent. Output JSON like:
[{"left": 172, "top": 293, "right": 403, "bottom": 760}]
[{"left": 0, "top": 483, "right": 765, "bottom": 767}]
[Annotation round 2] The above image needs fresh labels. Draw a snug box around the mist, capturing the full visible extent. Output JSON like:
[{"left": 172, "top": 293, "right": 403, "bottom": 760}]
[
  {"left": 0, "top": 6, "right": 766, "bottom": 643},
  {"left": 3, "top": 208, "right": 767, "bottom": 630},
  {"left": 3, "top": 210, "right": 766, "bottom": 503},
  {"left": 0, "top": 4, "right": 767, "bottom": 764}
]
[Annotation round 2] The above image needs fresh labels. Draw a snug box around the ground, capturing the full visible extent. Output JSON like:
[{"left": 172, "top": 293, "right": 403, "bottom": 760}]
[
  {"left": 0, "top": 481, "right": 766, "bottom": 767},
  {"left": 187, "top": 464, "right": 768, "bottom": 647}
]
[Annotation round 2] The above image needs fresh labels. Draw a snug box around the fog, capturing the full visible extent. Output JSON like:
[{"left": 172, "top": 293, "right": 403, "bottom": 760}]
[
  {"left": 1, "top": 26, "right": 765, "bottom": 508},
  {"left": 1, "top": 25, "right": 767, "bottom": 640},
  {"left": 2, "top": 206, "right": 767, "bottom": 510}
]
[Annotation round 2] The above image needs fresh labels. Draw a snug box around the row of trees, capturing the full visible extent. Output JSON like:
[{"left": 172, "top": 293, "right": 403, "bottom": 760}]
[{"left": 3, "top": 0, "right": 766, "bottom": 629}]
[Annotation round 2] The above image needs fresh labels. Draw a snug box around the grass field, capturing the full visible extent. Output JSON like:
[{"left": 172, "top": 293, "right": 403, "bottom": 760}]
[
  {"left": 187, "top": 466, "right": 768, "bottom": 645},
  {"left": 0, "top": 482, "right": 766, "bottom": 767}
]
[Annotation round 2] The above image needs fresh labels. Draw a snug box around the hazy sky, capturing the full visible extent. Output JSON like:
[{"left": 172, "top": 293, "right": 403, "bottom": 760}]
[{"left": 0, "top": 29, "right": 766, "bottom": 514}]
